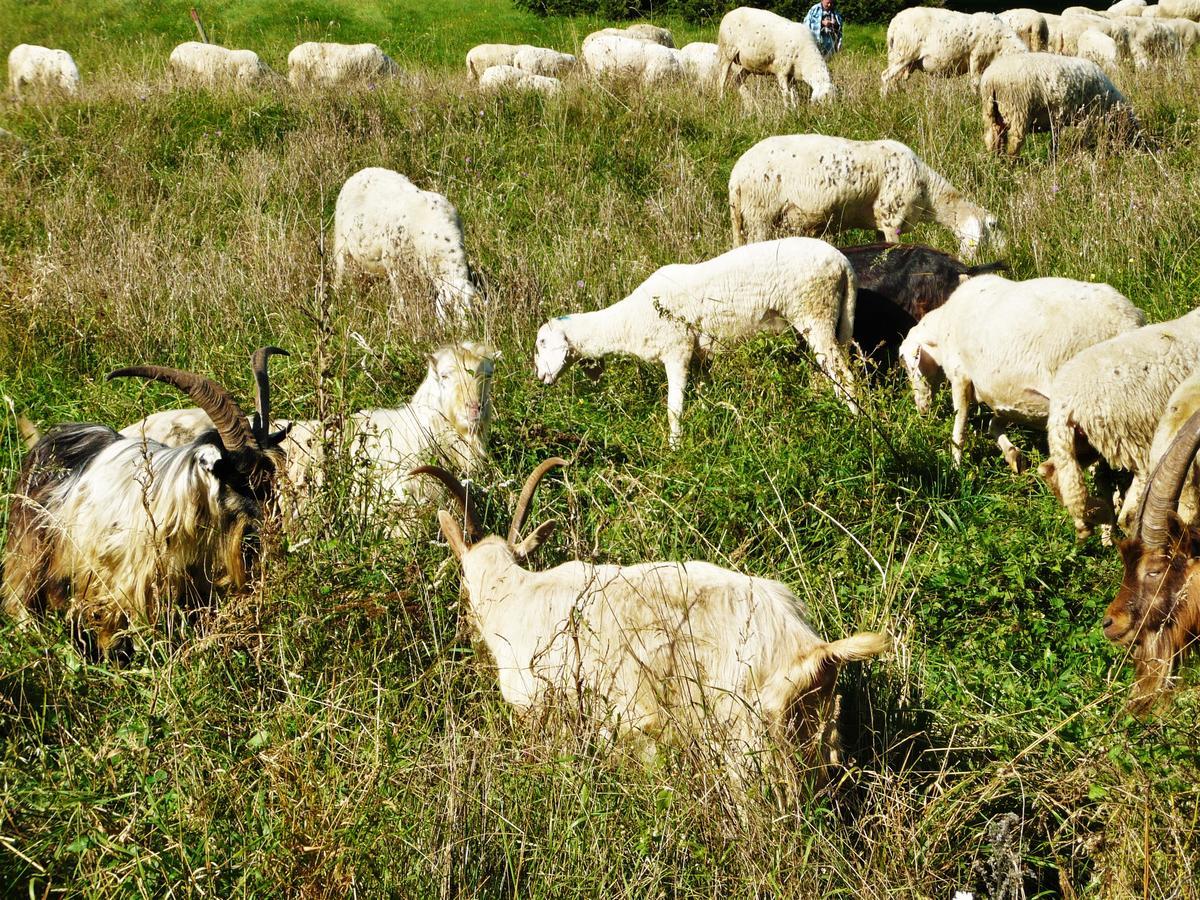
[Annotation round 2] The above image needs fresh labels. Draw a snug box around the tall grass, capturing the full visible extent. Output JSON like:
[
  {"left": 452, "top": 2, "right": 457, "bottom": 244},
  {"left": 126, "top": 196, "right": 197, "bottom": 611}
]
[{"left": 2, "top": 2, "right": 1200, "bottom": 896}]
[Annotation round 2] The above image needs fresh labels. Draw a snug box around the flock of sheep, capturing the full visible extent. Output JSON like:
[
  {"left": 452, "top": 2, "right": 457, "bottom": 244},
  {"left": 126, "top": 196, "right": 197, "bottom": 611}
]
[{"left": 5, "top": 1, "right": 1200, "bottom": 793}]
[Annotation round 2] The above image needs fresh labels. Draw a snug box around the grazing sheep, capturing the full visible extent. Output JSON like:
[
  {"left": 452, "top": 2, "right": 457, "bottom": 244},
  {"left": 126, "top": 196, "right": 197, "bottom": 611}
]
[
  {"left": 1078, "top": 28, "right": 1123, "bottom": 70},
  {"left": 3, "top": 350, "right": 288, "bottom": 655},
  {"left": 898, "top": 275, "right": 1143, "bottom": 470},
  {"left": 466, "top": 44, "right": 576, "bottom": 80},
  {"left": 1110, "top": 0, "right": 1148, "bottom": 14},
  {"left": 414, "top": 459, "right": 890, "bottom": 787},
  {"left": 7, "top": 44, "right": 80, "bottom": 100},
  {"left": 479, "top": 65, "right": 561, "bottom": 95},
  {"left": 729, "top": 134, "right": 1003, "bottom": 261},
  {"left": 1104, "top": 409, "right": 1200, "bottom": 713},
  {"left": 287, "top": 42, "right": 399, "bottom": 88},
  {"left": 168, "top": 41, "right": 276, "bottom": 88},
  {"left": 717, "top": 6, "right": 835, "bottom": 105},
  {"left": 124, "top": 343, "right": 498, "bottom": 538},
  {"left": 534, "top": 237, "right": 859, "bottom": 445},
  {"left": 332, "top": 167, "right": 477, "bottom": 322},
  {"left": 980, "top": 53, "right": 1140, "bottom": 156},
  {"left": 999, "top": 9, "right": 1052, "bottom": 50},
  {"left": 880, "top": 8, "right": 1026, "bottom": 93},
  {"left": 1159, "top": 0, "right": 1200, "bottom": 15},
  {"left": 585, "top": 24, "right": 676, "bottom": 48},
  {"left": 1038, "top": 308, "right": 1200, "bottom": 541},
  {"left": 581, "top": 33, "right": 683, "bottom": 84},
  {"left": 466, "top": 43, "right": 523, "bottom": 79},
  {"left": 838, "top": 243, "right": 1008, "bottom": 366},
  {"left": 677, "top": 41, "right": 721, "bottom": 86}
]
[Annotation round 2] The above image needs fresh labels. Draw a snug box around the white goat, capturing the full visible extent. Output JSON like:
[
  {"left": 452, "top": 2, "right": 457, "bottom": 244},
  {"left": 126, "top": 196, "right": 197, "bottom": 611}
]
[
  {"left": 534, "top": 238, "right": 859, "bottom": 446},
  {"left": 332, "top": 167, "right": 477, "bottom": 322},
  {"left": 8, "top": 44, "right": 80, "bottom": 100},
  {"left": 3, "top": 349, "right": 288, "bottom": 655},
  {"left": 898, "top": 275, "right": 1143, "bottom": 471},
  {"left": 414, "top": 459, "right": 890, "bottom": 786},
  {"left": 728, "top": 134, "right": 1003, "bottom": 261},
  {"left": 717, "top": 6, "right": 836, "bottom": 104}
]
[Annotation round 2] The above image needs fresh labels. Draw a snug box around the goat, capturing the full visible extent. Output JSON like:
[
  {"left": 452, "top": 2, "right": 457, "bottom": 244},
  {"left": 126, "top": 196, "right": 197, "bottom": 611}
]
[
  {"left": 413, "top": 459, "right": 889, "bottom": 789},
  {"left": 2, "top": 348, "right": 288, "bottom": 655}
]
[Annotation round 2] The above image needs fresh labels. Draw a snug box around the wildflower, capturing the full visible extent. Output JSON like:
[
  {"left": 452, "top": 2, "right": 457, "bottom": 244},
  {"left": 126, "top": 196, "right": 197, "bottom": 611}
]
[{"left": 576, "top": 279, "right": 585, "bottom": 289}]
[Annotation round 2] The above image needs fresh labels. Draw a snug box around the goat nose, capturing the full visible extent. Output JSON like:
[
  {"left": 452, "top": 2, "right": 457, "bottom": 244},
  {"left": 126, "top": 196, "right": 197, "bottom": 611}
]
[{"left": 1102, "top": 617, "right": 1113, "bottom": 630}]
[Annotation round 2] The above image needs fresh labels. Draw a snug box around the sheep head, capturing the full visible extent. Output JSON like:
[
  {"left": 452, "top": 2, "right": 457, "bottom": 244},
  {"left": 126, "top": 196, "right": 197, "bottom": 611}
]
[
  {"left": 1106, "top": 406, "right": 1200, "bottom": 713},
  {"left": 534, "top": 319, "right": 573, "bottom": 385},
  {"left": 956, "top": 210, "right": 1005, "bottom": 260}
]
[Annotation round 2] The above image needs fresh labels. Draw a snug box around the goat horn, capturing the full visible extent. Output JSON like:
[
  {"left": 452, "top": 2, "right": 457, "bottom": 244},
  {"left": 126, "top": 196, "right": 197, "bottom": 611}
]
[
  {"left": 508, "top": 457, "right": 568, "bottom": 547},
  {"left": 1139, "top": 406, "right": 1200, "bottom": 549},
  {"left": 409, "top": 464, "right": 484, "bottom": 542},
  {"left": 108, "top": 365, "right": 257, "bottom": 453},
  {"left": 251, "top": 346, "right": 289, "bottom": 442}
]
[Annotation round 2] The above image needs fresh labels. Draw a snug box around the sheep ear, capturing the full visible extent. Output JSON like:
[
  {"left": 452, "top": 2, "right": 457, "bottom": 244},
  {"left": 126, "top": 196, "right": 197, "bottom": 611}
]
[
  {"left": 513, "top": 519, "right": 558, "bottom": 561},
  {"left": 437, "top": 509, "right": 470, "bottom": 560}
]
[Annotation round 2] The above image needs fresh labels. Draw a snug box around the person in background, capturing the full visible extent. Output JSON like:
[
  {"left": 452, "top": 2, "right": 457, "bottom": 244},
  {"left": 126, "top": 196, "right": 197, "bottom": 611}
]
[{"left": 806, "top": 0, "right": 844, "bottom": 57}]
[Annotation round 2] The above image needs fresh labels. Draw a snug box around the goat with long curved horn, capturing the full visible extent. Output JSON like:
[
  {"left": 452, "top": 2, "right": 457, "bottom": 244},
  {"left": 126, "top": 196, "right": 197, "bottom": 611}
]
[
  {"left": 508, "top": 457, "right": 568, "bottom": 546},
  {"left": 1136, "top": 407, "right": 1200, "bottom": 549},
  {"left": 107, "top": 365, "right": 258, "bottom": 452},
  {"left": 250, "top": 346, "right": 289, "bottom": 442},
  {"left": 409, "top": 464, "right": 484, "bottom": 542}
]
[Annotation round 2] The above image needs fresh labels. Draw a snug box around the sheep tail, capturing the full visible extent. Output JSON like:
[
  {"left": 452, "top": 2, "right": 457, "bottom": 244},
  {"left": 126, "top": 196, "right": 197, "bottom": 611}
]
[{"left": 836, "top": 265, "right": 855, "bottom": 346}]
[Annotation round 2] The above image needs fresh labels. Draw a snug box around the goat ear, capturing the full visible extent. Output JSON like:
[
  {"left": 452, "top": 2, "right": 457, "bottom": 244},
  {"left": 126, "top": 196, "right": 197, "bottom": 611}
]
[
  {"left": 513, "top": 519, "right": 558, "bottom": 561},
  {"left": 1166, "top": 514, "right": 1200, "bottom": 559},
  {"left": 436, "top": 509, "right": 470, "bottom": 560}
]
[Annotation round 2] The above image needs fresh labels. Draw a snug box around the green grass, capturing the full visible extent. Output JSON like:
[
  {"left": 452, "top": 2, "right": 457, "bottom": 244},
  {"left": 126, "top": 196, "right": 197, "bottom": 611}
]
[{"left": 2, "top": 1, "right": 1200, "bottom": 896}]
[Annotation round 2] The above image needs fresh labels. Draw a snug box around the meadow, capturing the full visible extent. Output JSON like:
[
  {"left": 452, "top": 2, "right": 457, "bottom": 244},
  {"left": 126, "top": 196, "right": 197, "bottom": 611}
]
[{"left": 2, "top": 0, "right": 1200, "bottom": 896}]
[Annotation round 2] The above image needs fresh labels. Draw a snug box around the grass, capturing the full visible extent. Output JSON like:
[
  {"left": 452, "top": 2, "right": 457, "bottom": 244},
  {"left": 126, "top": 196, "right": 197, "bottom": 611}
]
[{"left": 2, "top": 0, "right": 1200, "bottom": 896}]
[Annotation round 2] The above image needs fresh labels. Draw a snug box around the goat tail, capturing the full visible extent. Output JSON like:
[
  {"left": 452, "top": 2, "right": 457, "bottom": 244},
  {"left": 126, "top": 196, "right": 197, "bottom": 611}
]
[
  {"left": 836, "top": 264, "right": 856, "bottom": 347},
  {"left": 822, "top": 631, "right": 890, "bottom": 665},
  {"left": 964, "top": 260, "right": 1009, "bottom": 277}
]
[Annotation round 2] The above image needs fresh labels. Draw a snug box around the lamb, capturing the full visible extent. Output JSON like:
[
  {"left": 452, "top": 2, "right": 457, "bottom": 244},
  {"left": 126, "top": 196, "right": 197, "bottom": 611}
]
[
  {"left": 898, "top": 275, "right": 1143, "bottom": 471},
  {"left": 1038, "top": 307, "right": 1200, "bottom": 541},
  {"left": 332, "top": 167, "right": 477, "bottom": 322},
  {"left": 1103, "top": 409, "right": 1200, "bottom": 713},
  {"left": 581, "top": 33, "right": 683, "bottom": 85},
  {"left": 478, "top": 65, "right": 561, "bottom": 95},
  {"left": 534, "top": 237, "right": 859, "bottom": 446},
  {"left": 998, "top": 9, "right": 1052, "bottom": 50},
  {"left": 466, "top": 44, "right": 576, "bottom": 80},
  {"left": 122, "top": 342, "right": 498, "bottom": 538},
  {"left": 677, "top": 42, "right": 722, "bottom": 87},
  {"left": 980, "top": 53, "right": 1140, "bottom": 156},
  {"left": 413, "top": 459, "right": 890, "bottom": 787},
  {"left": 2, "top": 349, "right": 288, "bottom": 656},
  {"left": 168, "top": 41, "right": 276, "bottom": 88},
  {"left": 880, "top": 8, "right": 1026, "bottom": 93},
  {"left": 717, "top": 7, "right": 836, "bottom": 105},
  {"left": 287, "top": 42, "right": 400, "bottom": 89},
  {"left": 7, "top": 44, "right": 80, "bottom": 100},
  {"left": 728, "top": 134, "right": 1003, "bottom": 261},
  {"left": 838, "top": 243, "right": 1009, "bottom": 367},
  {"left": 584, "top": 25, "right": 676, "bottom": 48}
]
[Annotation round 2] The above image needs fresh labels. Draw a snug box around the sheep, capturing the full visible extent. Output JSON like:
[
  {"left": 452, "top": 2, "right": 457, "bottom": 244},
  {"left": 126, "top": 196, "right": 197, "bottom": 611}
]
[
  {"left": 7, "top": 44, "right": 80, "bottom": 100},
  {"left": 581, "top": 33, "right": 683, "bottom": 85},
  {"left": 2, "top": 349, "right": 289, "bottom": 656},
  {"left": 168, "top": 41, "right": 276, "bottom": 88},
  {"left": 534, "top": 237, "right": 859, "bottom": 446},
  {"left": 466, "top": 43, "right": 523, "bottom": 79},
  {"left": 728, "top": 134, "right": 1003, "bottom": 261},
  {"left": 1144, "top": 368, "right": 1200, "bottom": 527},
  {"left": 1077, "top": 28, "right": 1123, "bottom": 70},
  {"left": 1038, "top": 307, "right": 1200, "bottom": 541},
  {"left": 998, "top": 9, "right": 1052, "bottom": 50},
  {"left": 287, "top": 42, "right": 400, "bottom": 89},
  {"left": 838, "top": 243, "right": 1009, "bottom": 368},
  {"left": 1159, "top": 0, "right": 1200, "bottom": 16},
  {"left": 478, "top": 65, "right": 561, "bottom": 95},
  {"left": 412, "top": 459, "right": 890, "bottom": 787},
  {"left": 466, "top": 44, "right": 576, "bottom": 80},
  {"left": 1109, "top": 0, "right": 1148, "bottom": 14},
  {"left": 332, "top": 167, "right": 477, "bottom": 322},
  {"left": 1103, "top": 408, "right": 1200, "bottom": 713},
  {"left": 584, "top": 25, "right": 675, "bottom": 48},
  {"left": 980, "top": 53, "right": 1140, "bottom": 156},
  {"left": 122, "top": 342, "right": 499, "bottom": 538},
  {"left": 880, "top": 8, "right": 1026, "bottom": 93},
  {"left": 898, "top": 275, "right": 1143, "bottom": 471},
  {"left": 677, "top": 41, "right": 722, "bottom": 87},
  {"left": 717, "top": 7, "right": 836, "bottom": 105}
]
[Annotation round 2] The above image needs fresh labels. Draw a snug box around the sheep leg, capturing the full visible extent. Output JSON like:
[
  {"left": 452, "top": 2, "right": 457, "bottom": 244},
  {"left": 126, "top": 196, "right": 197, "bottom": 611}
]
[
  {"left": 1046, "top": 418, "right": 1095, "bottom": 540},
  {"left": 775, "top": 71, "right": 796, "bottom": 108},
  {"left": 664, "top": 355, "right": 691, "bottom": 447},
  {"left": 803, "top": 324, "right": 860, "bottom": 416},
  {"left": 950, "top": 378, "right": 974, "bottom": 467},
  {"left": 989, "top": 417, "right": 1027, "bottom": 474}
]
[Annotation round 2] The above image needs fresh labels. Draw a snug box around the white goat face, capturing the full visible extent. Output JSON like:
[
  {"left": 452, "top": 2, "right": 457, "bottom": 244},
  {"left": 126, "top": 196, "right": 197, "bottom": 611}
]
[
  {"left": 535, "top": 322, "right": 571, "bottom": 385},
  {"left": 430, "top": 342, "right": 497, "bottom": 434}
]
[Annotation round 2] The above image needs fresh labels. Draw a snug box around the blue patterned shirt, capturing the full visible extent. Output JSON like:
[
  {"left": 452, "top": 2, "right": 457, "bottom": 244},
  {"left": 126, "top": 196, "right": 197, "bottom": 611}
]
[{"left": 806, "top": 3, "right": 844, "bottom": 56}]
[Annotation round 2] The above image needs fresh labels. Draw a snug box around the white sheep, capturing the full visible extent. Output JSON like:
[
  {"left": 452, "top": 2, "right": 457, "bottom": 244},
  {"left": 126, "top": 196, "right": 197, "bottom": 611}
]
[
  {"left": 168, "top": 41, "right": 276, "bottom": 88},
  {"left": 980, "top": 53, "right": 1139, "bottom": 156},
  {"left": 478, "top": 65, "right": 561, "bottom": 95},
  {"left": 581, "top": 33, "right": 683, "bottom": 85},
  {"left": 414, "top": 459, "right": 890, "bottom": 787},
  {"left": 584, "top": 24, "right": 676, "bottom": 48},
  {"left": 999, "top": 8, "right": 1052, "bottom": 50},
  {"left": 677, "top": 41, "right": 722, "bottom": 87},
  {"left": 1160, "top": 0, "right": 1200, "bottom": 16},
  {"left": 1145, "top": 367, "right": 1200, "bottom": 527},
  {"left": 898, "top": 275, "right": 1143, "bottom": 471},
  {"left": 332, "top": 167, "right": 477, "bottom": 322},
  {"left": 466, "top": 44, "right": 576, "bottom": 80},
  {"left": 1110, "top": 0, "right": 1149, "bottom": 14},
  {"left": 7, "top": 44, "right": 80, "bottom": 100},
  {"left": 717, "top": 6, "right": 835, "bottom": 104},
  {"left": 728, "top": 134, "right": 1003, "bottom": 261},
  {"left": 123, "top": 342, "right": 498, "bottom": 538},
  {"left": 880, "top": 8, "right": 1026, "bottom": 93},
  {"left": 287, "top": 42, "right": 400, "bottom": 89},
  {"left": 1077, "top": 28, "right": 1122, "bottom": 70},
  {"left": 1039, "top": 308, "right": 1200, "bottom": 541},
  {"left": 466, "top": 43, "right": 523, "bottom": 79},
  {"left": 534, "top": 237, "right": 859, "bottom": 446}
]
